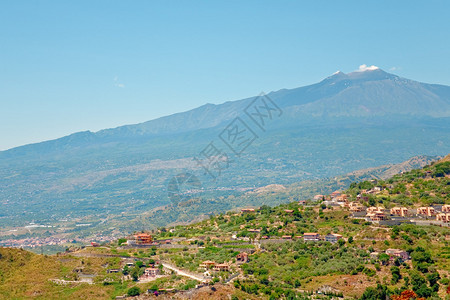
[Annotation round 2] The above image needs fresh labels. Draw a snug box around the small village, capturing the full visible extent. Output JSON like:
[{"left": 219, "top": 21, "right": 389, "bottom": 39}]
[
  {"left": 2, "top": 161, "right": 449, "bottom": 299},
  {"left": 44, "top": 179, "right": 447, "bottom": 299},
  {"left": 317, "top": 188, "right": 450, "bottom": 226}
]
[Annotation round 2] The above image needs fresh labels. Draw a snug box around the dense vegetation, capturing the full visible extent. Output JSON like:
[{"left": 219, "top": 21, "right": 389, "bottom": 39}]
[
  {"left": 347, "top": 159, "right": 450, "bottom": 208},
  {"left": 1, "top": 157, "right": 449, "bottom": 299}
]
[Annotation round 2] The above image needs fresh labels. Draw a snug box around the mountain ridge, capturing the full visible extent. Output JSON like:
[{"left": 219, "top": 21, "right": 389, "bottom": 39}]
[
  {"left": 1, "top": 68, "right": 449, "bottom": 232},
  {"left": 2, "top": 68, "right": 450, "bottom": 156}
]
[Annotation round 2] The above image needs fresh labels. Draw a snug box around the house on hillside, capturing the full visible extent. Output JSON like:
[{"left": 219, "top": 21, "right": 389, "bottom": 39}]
[
  {"left": 324, "top": 233, "right": 343, "bottom": 244},
  {"left": 135, "top": 233, "right": 153, "bottom": 244},
  {"left": 330, "top": 191, "right": 342, "bottom": 198},
  {"left": 303, "top": 233, "right": 320, "bottom": 242},
  {"left": 386, "top": 249, "right": 410, "bottom": 261},
  {"left": 417, "top": 207, "right": 435, "bottom": 217},
  {"left": 200, "top": 261, "right": 216, "bottom": 269},
  {"left": 314, "top": 195, "right": 325, "bottom": 201},
  {"left": 366, "top": 207, "right": 388, "bottom": 221},
  {"left": 390, "top": 207, "right": 409, "bottom": 217},
  {"left": 349, "top": 202, "right": 365, "bottom": 212},
  {"left": 144, "top": 267, "right": 160, "bottom": 277},
  {"left": 322, "top": 200, "right": 340, "bottom": 207},
  {"left": 236, "top": 252, "right": 249, "bottom": 264},
  {"left": 367, "top": 207, "right": 385, "bottom": 213},
  {"left": 241, "top": 208, "right": 255, "bottom": 213},
  {"left": 436, "top": 213, "right": 450, "bottom": 223},
  {"left": 127, "top": 239, "right": 136, "bottom": 246},
  {"left": 373, "top": 186, "right": 382, "bottom": 192},
  {"left": 214, "top": 264, "right": 229, "bottom": 272},
  {"left": 367, "top": 211, "right": 388, "bottom": 221},
  {"left": 357, "top": 194, "right": 369, "bottom": 201},
  {"left": 442, "top": 205, "right": 450, "bottom": 213},
  {"left": 107, "top": 269, "right": 120, "bottom": 274}
]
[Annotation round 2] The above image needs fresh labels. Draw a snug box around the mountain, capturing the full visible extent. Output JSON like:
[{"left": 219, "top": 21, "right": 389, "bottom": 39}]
[
  {"left": 1, "top": 67, "right": 449, "bottom": 232},
  {"left": 3, "top": 68, "right": 450, "bottom": 157}
]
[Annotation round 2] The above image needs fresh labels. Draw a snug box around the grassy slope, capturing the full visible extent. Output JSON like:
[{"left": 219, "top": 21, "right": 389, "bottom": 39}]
[
  {"left": 0, "top": 248, "right": 119, "bottom": 300},
  {"left": 0, "top": 156, "right": 449, "bottom": 299}
]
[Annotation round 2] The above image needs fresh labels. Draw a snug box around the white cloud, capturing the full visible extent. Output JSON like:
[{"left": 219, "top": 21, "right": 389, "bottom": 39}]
[
  {"left": 113, "top": 76, "right": 125, "bottom": 88},
  {"left": 357, "top": 64, "right": 379, "bottom": 72}
]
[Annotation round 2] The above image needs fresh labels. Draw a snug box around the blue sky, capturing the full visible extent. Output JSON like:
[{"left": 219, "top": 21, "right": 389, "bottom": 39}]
[{"left": 1, "top": 1, "right": 449, "bottom": 150}]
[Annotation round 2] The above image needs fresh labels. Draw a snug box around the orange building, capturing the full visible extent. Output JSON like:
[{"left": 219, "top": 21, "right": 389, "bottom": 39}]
[
  {"left": 349, "top": 202, "right": 364, "bottom": 212},
  {"left": 417, "top": 207, "right": 435, "bottom": 216},
  {"left": 367, "top": 207, "right": 385, "bottom": 214},
  {"left": 367, "top": 211, "right": 388, "bottom": 221},
  {"left": 390, "top": 207, "right": 409, "bottom": 217},
  {"left": 135, "top": 233, "right": 153, "bottom": 244},
  {"left": 214, "top": 264, "right": 230, "bottom": 271},
  {"left": 436, "top": 213, "right": 450, "bottom": 223},
  {"left": 236, "top": 252, "right": 249, "bottom": 263},
  {"left": 200, "top": 261, "right": 216, "bottom": 268}
]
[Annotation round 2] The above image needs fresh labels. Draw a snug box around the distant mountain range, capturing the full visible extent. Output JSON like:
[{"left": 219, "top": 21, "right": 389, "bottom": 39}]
[{"left": 1, "top": 68, "right": 449, "bottom": 229}]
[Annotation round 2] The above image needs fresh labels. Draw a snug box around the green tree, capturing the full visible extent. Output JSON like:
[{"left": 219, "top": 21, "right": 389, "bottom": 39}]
[
  {"left": 135, "top": 261, "right": 144, "bottom": 268},
  {"left": 130, "top": 266, "right": 142, "bottom": 281},
  {"left": 127, "top": 286, "right": 141, "bottom": 296},
  {"left": 360, "top": 284, "right": 390, "bottom": 300},
  {"left": 426, "top": 272, "right": 440, "bottom": 292},
  {"left": 379, "top": 253, "right": 390, "bottom": 265},
  {"left": 122, "top": 265, "right": 129, "bottom": 275},
  {"left": 390, "top": 266, "right": 401, "bottom": 284}
]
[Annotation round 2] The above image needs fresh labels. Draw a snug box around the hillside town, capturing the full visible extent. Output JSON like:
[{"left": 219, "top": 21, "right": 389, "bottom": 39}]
[{"left": 1, "top": 159, "right": 449, "bottom": 299}]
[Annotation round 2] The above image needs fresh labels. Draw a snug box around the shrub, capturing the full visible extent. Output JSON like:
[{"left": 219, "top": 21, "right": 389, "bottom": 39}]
[{"left": 127, "top": 286, "right": 141, "bottom": 296}]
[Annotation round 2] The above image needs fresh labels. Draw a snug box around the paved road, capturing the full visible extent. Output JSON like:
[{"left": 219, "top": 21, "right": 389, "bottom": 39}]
[
  {"left": 161, "top": 262, "right": 209, "bottom": 283},
  {"left": 50, "top": 279, "right": 93, "bottom": 285},
  {"left": 70, "top": 251, "right": 209, "bottom": 283}
]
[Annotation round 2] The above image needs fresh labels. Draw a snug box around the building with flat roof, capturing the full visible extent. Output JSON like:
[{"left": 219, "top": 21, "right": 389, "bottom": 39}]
[
  {"left": 134, "top": 233, "right": 153, "bottom": 244},
  {"left": 303, "top": 233, "right": 320, "bottom": 242},
  {"left": 324, "top": 233, "right": 343, "bottom": 243}
]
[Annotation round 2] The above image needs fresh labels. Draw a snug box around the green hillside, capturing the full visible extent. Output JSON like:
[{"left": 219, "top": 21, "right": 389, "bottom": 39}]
[
  {"left": 1, "top": 158, "right": 449, "bottom": 299},
  {"left": 346, "top": 155, "right": 450, "bottom": 208}
]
